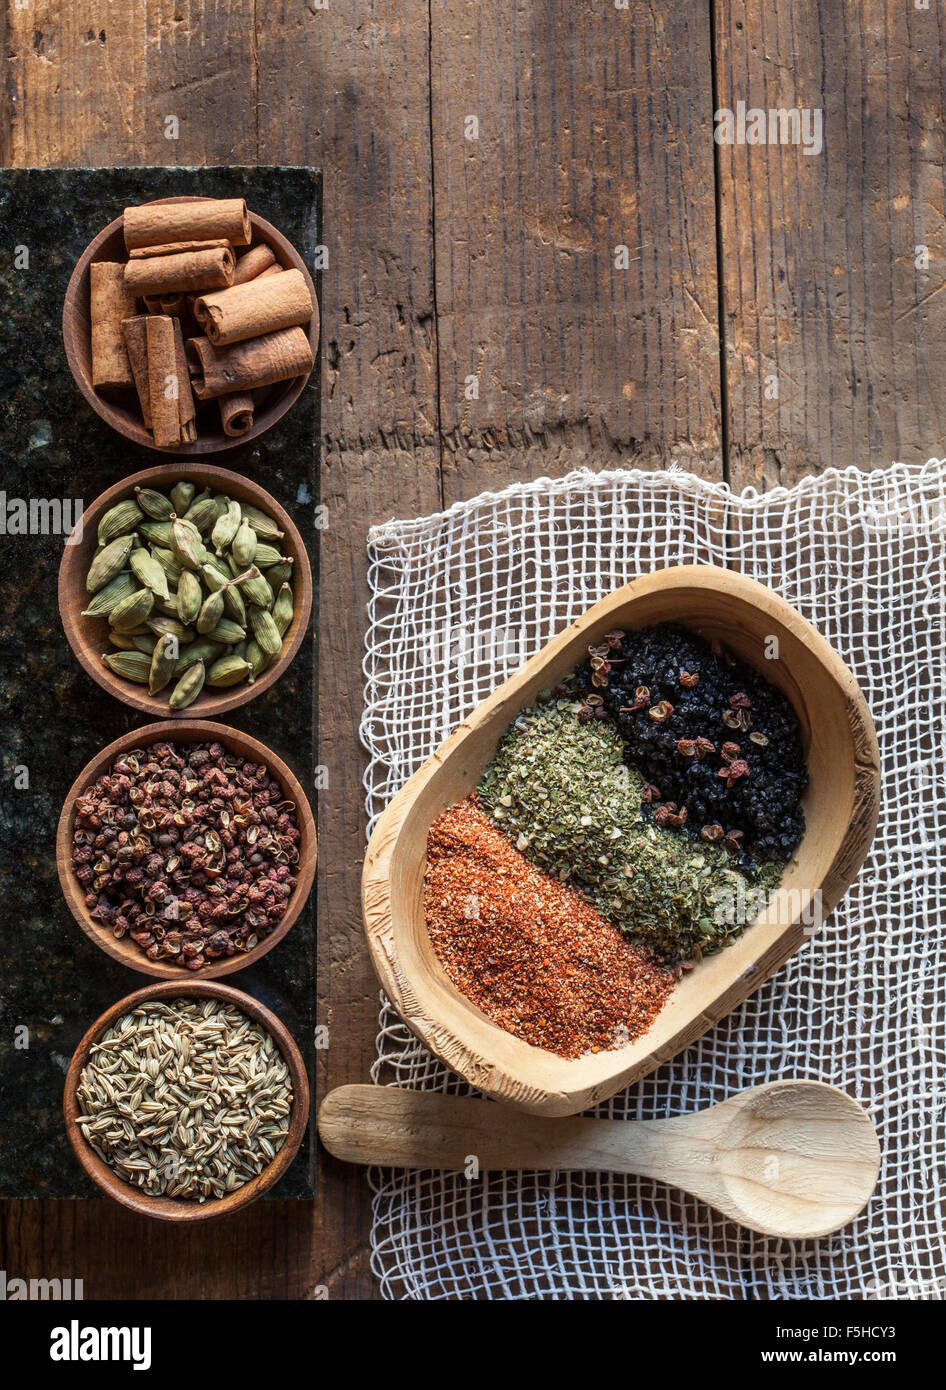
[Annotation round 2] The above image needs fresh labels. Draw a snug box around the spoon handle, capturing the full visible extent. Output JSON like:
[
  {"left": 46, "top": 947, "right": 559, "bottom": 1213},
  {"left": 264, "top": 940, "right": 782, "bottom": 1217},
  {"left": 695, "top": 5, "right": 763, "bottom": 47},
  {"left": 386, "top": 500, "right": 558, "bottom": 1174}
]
[{"left": 318, "top": 1084, "right": 718, "bottom": 1179}]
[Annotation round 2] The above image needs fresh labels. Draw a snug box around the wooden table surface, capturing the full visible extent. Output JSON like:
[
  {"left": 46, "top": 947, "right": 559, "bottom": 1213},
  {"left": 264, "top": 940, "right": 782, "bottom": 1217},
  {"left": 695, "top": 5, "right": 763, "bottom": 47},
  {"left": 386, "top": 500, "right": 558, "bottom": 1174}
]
[{"left": 1, "top": 2, "right": 942, "bottom": 1300}]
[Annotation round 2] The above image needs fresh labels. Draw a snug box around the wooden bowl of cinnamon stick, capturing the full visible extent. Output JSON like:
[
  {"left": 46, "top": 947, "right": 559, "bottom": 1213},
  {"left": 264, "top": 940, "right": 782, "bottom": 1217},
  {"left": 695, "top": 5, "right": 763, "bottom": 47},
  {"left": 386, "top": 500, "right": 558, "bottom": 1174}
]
[{"left": 62, "top": 196, "right": 319, "bottom": 453}]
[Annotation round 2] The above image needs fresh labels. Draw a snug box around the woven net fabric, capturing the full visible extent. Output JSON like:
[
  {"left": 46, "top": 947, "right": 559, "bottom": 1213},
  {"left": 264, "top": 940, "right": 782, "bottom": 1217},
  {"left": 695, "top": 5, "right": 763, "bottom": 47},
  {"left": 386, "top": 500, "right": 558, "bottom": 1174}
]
[{"left": 360, "top": 460, "right": 945, "bottom": 1301}]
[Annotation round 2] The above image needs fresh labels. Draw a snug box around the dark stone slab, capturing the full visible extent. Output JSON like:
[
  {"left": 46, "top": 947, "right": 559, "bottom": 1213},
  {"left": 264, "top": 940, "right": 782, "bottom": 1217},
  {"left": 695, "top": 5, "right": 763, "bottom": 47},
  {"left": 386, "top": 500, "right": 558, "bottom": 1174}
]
[{"left": 0, "top": 167, "right": 320, "bottom": 1198}]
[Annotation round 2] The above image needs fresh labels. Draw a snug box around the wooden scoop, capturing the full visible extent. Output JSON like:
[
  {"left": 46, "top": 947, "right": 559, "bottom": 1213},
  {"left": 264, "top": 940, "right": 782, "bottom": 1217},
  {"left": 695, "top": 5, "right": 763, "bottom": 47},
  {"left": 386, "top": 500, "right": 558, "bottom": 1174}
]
[{"left": 318, "top": 1079, "right": 880, "bottom": 1239}]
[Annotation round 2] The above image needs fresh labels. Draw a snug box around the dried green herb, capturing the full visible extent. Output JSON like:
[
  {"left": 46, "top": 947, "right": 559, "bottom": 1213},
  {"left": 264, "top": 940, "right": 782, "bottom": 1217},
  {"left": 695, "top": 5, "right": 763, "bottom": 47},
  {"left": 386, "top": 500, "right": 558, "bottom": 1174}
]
[{"left": 478, "top": 696, "right": 782, "bottom": 962}]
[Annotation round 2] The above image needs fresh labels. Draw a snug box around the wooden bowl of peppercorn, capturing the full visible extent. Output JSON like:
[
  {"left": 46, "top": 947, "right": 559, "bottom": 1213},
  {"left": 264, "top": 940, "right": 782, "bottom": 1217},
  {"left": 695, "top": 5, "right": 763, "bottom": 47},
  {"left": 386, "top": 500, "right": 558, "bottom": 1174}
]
[
  {"left": 57, "top": 461, "right": 313, "bottom": 720},
  {"left": 64, "top": 979, "right": 310, "bottom": 1221},
  {"left": 56, "top": 720, "right": 316, "bottom": 979},
  {"left": 362, "top": 565, "right": 881, "bottom": 1117}
]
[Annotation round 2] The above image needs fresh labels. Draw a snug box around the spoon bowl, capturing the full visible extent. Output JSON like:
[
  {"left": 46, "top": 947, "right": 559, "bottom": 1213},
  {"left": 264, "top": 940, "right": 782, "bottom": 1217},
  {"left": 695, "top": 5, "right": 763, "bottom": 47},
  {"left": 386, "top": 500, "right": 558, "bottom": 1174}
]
[{"left": 318, "top": 1079, "right": 881, "bottom": 1239}]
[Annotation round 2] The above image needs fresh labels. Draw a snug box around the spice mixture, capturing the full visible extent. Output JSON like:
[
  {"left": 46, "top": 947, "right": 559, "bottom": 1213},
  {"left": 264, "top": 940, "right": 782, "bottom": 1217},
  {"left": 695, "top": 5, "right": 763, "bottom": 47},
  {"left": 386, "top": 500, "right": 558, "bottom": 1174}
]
[
  {"left": 425, "top": 799, "right": 673, "bottom": 1058},
  {"left": 75, "top": 998, "right": 292, "bottom": 1201},
  {"left": 578, "top": 624, "right": 807, "bottom": 863},
  {"left": 71, "top": 740, "right": 300, "bottom": 969},
  {"left": 478, "top": 698, "right": 780, "bottom": 961}
]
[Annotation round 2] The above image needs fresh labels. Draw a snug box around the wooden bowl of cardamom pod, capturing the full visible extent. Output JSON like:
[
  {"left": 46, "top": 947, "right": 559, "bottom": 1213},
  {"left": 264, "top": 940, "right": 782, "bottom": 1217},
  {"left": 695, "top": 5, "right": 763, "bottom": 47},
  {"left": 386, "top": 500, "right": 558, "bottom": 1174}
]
[
  {"left": 64, "top": 979, "right": 310, "bottom": 1221},
  {"left": 58, "top": 463, "right": 312, "bottom": 718}
]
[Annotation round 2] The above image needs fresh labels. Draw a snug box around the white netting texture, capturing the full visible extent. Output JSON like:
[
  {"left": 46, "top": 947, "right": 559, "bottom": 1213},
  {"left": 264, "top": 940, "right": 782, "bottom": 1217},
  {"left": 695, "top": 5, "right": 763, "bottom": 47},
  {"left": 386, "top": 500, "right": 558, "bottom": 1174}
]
[{"left": 360, "top": 461, "right": 945, "bottom": 1301}]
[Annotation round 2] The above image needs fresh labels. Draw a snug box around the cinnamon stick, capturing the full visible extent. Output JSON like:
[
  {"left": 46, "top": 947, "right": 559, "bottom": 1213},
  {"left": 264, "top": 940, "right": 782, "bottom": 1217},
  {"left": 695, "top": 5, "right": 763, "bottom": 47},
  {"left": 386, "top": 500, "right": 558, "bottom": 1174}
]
[
  {"left": 123, "top": 198, "right": 251, "bottom": 251},
  {"left": 146, "top": 316, "right": 182, "bottom": 449},
  {"left": 143, "top": 293, "right": 187, "bottom": 317},
  {"left": 186, "top": 327, "right": 314, "bottom": 399},
  {"left": 192, "top": 268, "right": 313, "bottom": 346},
  {"left": 125, "top": 244, "right": 235, "bottom": 296},
  {"left": 172, "top": 318, "right": 198, "bottom": 443},
  {"left": 129, "top": 238, "right": 232, "bottom": 260},
  {"left": 255, "top": 264, "right": 284, "bottom": 280},
  {"left": 219, "top": 392, "right": 256, "bottom": 437},
  {"left": 120, "top": 316, "right": 154, "bottom": 428},
  {"left": 90, "top": 262, "right": 136, "bottom": 389},
  {"left": 232, "top": 244, "right": 276, "bottom": 284}
]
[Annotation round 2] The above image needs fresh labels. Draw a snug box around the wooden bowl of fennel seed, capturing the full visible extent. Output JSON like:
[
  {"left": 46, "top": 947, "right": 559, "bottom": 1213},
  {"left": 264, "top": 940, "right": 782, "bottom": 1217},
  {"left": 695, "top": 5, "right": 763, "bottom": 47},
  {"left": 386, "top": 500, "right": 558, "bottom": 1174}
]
[{"left": 63, "top": 980, "right": 309, "bottom": 1221}]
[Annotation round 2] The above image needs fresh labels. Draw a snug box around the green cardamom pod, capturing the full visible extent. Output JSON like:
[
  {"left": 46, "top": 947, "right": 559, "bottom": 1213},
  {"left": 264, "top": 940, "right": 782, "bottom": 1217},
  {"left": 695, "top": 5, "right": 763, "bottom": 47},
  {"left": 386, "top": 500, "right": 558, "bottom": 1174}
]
[
  {"left": 153, "top": 594, "right": 181, "bottom": 618},
  {"left": 202, "top": 552, "right": 232, "bottom": 584},
  {"left": 148, "top": 633, "right": 179, "bottom": 695},
  {"left": 107, "top": 631, "right": 140, "bottom": 651},
  {"left": 97, "top": 499, "right": 144, "bottom": 546},
  {"left": 211, "top": 498, "right": 242, "bottom": 555},
  {"left": 253, "top": 543, "right": 288, "bottom": 569},
  {"left": 170, "top": 515, "right": 205, "bottom": 571},
  {"left": 137, "top": 519, "right": 173, "bottom": 547},
  {"left": 170, "top": 480, "right": 196, "bottom": 515},
  {"left": 132, "top": 633, "right": 158, "bottom": 654},
  {"left": 239, "top": 503, "right": 284, "bottom": 541},
  {"left": 183, "top": 491, "right": 220, "bottom": 535},
  {"left": 197, "top": 589, "right": 226, "bottom": 635},
  {"left": 174, "top": 639, "right": 225, "bottom": 675},
  {"left": 245, "top": 639, "right": 271, "bottom": 683},
  {"left": 249, "top": 606, "right": 282, "bottom": 657},
  {"left": 169, "top": 659, "right": 206, "bottom": 710},
  {"left": 238, "top": 569, "right": 274, "bottom": 610},
  {"left": 86, "top": 534, "right": 135, "bottom": 593},
  {"left": 265, "top": 558, "right": 294, "bottom": 588},
  {"left": 272, "top": 582, "right": 294, "bottom": 637},
  {"left": 177, "top": 569, "right": 203, "bottom": 626},
  {"left": 231, "top": 517, "right": 258, "bottom": 567},
  {"left": 129, "top": 548, "right": 170, "bottom": 601},
  {"left": 134, "top": 486, "right": 175, "bottom": 521},
  {"left": 81, "top": 571, "right": 137, "bottom": 618},
  {"left": 102, "top": 651, "right": 151, "bottom": 683},
  {"left": 109, "top": 588, "right": 155, "bottom": 633},
  {"left": 148, "top": 614, "right": 195, "bottom": 644},
  {"left": 206, "top": 654, "right": 252, "bottom": 687},
  {"left": 150, "top": 546, "right": 184, "bottom": 583},
  {"left": 206, "top": 618, "right": 246, "bottom": 645}
]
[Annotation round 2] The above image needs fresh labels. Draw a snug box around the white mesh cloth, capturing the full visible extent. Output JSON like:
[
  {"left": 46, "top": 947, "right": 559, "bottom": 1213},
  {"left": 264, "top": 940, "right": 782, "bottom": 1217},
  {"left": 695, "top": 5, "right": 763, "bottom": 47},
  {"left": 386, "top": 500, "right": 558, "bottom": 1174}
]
[{"left": 360, "top": 460, "right": 945, "bottom": 1301}]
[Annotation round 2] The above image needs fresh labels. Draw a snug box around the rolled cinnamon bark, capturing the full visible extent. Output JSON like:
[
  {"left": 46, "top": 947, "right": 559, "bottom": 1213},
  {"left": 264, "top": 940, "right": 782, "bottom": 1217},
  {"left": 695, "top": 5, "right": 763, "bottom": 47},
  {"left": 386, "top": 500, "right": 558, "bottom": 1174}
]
[
  {"left": 125, "top": 244, "right": 235, "bottom": 296},
  {"left": 172, "top": 318, "right": 198, "bottom": 443},
  {"left": 90, "top": 262, "right": 136, "bottom": 389},
  {"left": 123, "top": 198, "right": 251, "bottom": 251},
  {"left": 232, "top": 243, "right": 276, "bottom": 284},
  {"left": 186, "top": 327, "right": 314, "bottom": 399},
  {"left": 146, "top": 316, "right": 182, "bottom": 449},
  {"left": 192, "top": 268, "right": 313, "bottom": 346},
  {"left": 143, "top": 292, "right": 188, "bottom": 317},
  {"left": 219, "top": 392, "right": 256, "bottom": 437},
  {"left": 255, "top": 264, "right": 284, "bottom": 280},
  {"left": 121, "top": 315, "right": 154, "bottom": 428},
  {"left": 129, "top": 238, "right": 232, "bottom": 259}
]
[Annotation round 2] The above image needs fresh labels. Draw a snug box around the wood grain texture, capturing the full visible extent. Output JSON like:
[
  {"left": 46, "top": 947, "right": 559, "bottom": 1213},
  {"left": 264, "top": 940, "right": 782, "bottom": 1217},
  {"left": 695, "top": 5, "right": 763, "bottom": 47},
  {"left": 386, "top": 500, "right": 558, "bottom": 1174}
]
[
  {"left": 715, "top": 0, "right": 946, "bottom": 490},
  {"left": 362, "top": 568, "right": 879, "bottom": 1116},
  {"left": 429, "top": 0, "right": 722, "bottom": 500}
]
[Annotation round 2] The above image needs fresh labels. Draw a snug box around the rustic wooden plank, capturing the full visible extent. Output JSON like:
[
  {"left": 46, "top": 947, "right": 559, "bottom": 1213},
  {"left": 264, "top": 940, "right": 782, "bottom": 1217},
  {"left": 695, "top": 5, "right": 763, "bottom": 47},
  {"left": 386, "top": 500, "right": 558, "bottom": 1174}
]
[
  {"left": 429, "top": 0, "right": 722, "bottom": 501},
  {"left": 6, "top": 0, "right": 260, "bottom": 165},
  {"left": 250, "top": 1, "right": 447, "bottom": 1300},
  {"left": 716, "top": 0, "right": 946, "bottom": 490}
]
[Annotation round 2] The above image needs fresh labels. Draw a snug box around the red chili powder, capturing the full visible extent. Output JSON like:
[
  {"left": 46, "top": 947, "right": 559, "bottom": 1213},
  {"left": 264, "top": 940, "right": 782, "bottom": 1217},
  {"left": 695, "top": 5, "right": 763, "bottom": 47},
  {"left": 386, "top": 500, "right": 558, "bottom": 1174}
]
[{"left": 424, "top": 798, "right": 674, "bottom": 1059}]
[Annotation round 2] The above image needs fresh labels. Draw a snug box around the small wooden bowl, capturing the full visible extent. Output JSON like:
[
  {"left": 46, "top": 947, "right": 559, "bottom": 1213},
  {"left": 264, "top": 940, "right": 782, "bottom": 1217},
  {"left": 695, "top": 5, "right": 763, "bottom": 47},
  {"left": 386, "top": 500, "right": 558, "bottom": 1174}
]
[
  {"left": 58, "top": 462, "right": 312, "bottom": 719},
  {"left": 62, "top": 196, "right": 319, "bottom": 454},
  {"left": 64, "top": 978, "right": 310, "bottom": 1221},
  {"left": 362, "top": 566, "right": 881, "bottom": 1117},
  {"left": 57, "top": 719, "right": 316, "bottom": 980}
]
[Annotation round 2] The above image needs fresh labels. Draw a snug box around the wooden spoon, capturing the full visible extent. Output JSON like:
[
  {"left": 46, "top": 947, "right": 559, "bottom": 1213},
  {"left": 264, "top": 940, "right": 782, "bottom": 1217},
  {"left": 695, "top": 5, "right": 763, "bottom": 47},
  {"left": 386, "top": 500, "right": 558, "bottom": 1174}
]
[{"left": 318, "top": 1079, "right": 880, "bottom": 1238}]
